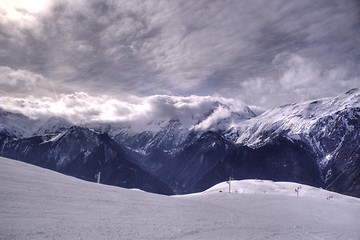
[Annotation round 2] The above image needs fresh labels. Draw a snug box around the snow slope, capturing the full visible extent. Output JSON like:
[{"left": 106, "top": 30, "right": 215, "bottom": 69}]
[
  {"left": 1, "top": 157, "right": 359, "bottom": 240},
  {"left": 227, "top": 88, "right": 360, "bottom": 147},
  {"left": 199, "top": 179, "right": 359, "bottom": 200}
]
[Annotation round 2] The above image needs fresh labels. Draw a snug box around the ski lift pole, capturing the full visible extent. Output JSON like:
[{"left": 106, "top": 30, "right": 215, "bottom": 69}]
[
  {"left": 295, "top": 186, "right": 301, "bottom": 197},
  {"left": 226, "top": 177, "right": 233, "bottom": 193},
  {"left": 95, "top": 171, "right": 101, "bottom": 183}
]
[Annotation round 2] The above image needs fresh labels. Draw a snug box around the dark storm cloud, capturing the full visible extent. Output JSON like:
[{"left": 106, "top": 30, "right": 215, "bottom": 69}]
[{"left": 0, "top": 0, "right": 359, "bottom": 108}]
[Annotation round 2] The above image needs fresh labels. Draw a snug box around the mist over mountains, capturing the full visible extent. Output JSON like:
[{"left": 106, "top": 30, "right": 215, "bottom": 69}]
[{"left": 0, "top": 89, "right": 359, "bottom": 196}]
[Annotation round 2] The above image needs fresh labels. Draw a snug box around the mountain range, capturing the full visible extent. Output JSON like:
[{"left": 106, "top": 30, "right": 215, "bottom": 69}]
[{"left": 0, "top": 88, "right": 359, "bottom": 196}]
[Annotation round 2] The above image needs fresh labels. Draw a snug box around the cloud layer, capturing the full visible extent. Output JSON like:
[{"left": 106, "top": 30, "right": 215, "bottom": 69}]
[
  {"left": 0, "top": 93, "right": 248, "bottom": 131},
  {"left": 0, "top": 0, "right": 359, "bottom": 109}
]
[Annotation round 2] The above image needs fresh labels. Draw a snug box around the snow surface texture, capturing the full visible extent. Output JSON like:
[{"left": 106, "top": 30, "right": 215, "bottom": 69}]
[{"left": 1, "top": 157, "right": 359, "bottom": 240}]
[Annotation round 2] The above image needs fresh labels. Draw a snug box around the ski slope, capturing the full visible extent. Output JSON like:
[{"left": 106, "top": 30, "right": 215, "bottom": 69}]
[{"left": 0, "top": 157, "right": 359, "bottom": 240}]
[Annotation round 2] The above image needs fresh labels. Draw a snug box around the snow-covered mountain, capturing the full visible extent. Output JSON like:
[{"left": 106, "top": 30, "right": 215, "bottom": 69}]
[
  {"left": 1, "top": 157, "right": 359, "bottom": 240},
  {"left": 35, "top": 117, "right": 72, "bottom": 135},
  {"left": 224, "top": 88, "right": 360, "bottom": 196},
  {"left": 0, "top": 108, "right": 73, "bottom": 137},
  {"left": 0, "top": 126, "right": 173, "bottom": 194},
  {"left": 227, "top": 88, "right": 360, "bottom": 148},
  {"left": 0, "top": 108, "right": 38, "bottom": 137},
  {"left": 0, "top": 89, "right": 359, "bottom": 197},
  {"left": 103, "top": 101, "right": 256, "bottom": 154}
]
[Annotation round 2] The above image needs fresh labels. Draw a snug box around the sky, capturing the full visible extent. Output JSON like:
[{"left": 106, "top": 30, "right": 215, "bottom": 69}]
[{"left": 0, "top": 0, "right": 359, "bottom": 123}]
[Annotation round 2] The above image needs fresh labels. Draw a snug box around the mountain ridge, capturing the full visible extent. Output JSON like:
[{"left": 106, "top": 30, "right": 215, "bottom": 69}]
[{"left": 0, "top": 89, "right": 359, "bottom": 196}]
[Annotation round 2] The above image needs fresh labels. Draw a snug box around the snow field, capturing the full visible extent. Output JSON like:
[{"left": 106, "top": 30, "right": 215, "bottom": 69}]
[{"left": 0, "top": 157, "right": 359, "bottom": 240}]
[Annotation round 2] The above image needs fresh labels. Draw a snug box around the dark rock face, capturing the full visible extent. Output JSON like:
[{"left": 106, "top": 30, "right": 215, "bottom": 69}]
[
  {"left": 0, "top": 127, "right": 173, "bottom": 195},
  {"left": 194, "top": 136, "right": 322, "bottom": 193},
  {"left": 308, "top": 108, "right": 360, "bottom": 197},
  {"left": 146, "top": 131, "right": 237, "bottom": 194},
  {"left": 141, "top": 132, "right": 322, "bottom": 194}
]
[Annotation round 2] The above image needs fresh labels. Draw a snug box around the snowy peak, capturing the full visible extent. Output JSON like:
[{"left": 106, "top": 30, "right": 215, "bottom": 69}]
[
  {"left": 230, "top": 89, "right": 360, "bottom": 146},
  {"left": 106, "top": 102, "right": 256, "bottom": 153},
  {"left": 345, "top": 87, "right": 360, "bottom": 95},
  {"left": 277, "top": 87, "right": 359, "bottom": 120},
  {"left": 116, "top": 100, "right": 256, "bottom": 135},
  {"left": 0, "top": 109, "right": 73, "bottom": 138},
  {"left": 145, "top": 118, "right": 188, "bottom": 150},
  {"left": 35, "top": 117, "right": 72, "bottom": 135},
  {"left": 0, "top": 108, "right": 37, "bottom": 137}
]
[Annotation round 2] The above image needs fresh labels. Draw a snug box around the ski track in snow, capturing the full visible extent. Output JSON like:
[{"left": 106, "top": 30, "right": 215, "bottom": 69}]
[{"left": 0, "top": 157, "right": 359, "bottom": 240}]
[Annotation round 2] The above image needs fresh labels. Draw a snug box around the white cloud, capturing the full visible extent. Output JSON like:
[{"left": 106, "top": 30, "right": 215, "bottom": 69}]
[
  {"left": 0, "top": 93, "right": 248, "bottom": 131},
  {"left": 274, "top": 53, "right": 321, "bottom": 90},
  {"left": 0, "top": 66, "right": 45, "bottom": 94},
  {"left": 238, "top": 53, "right": 360, "bottom": 108},
  {"left": 0, "top": 0, "right": 53, "bottom": 27},
  {"left": 0, "top": 0, "right": 358, "bottom": 109},
  {"left": 0, "top": 66, "right": 67, "bottom": 98},
  {"left": 191, "top": 106, "right": 231, "bottom": 131}
]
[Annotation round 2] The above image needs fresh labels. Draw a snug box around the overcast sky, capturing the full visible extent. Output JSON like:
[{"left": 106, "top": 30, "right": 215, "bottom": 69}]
[{"left": 0, "top": 0, "right": 359, "bottom": 122}]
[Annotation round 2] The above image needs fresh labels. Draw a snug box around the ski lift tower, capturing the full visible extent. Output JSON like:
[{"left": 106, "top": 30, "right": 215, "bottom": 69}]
[
  {"left": 95, "top": 171, "right": 101, "bottom": 183},
  {"left": 226, "top": 177, "right": 234, "bottom": 193}
]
